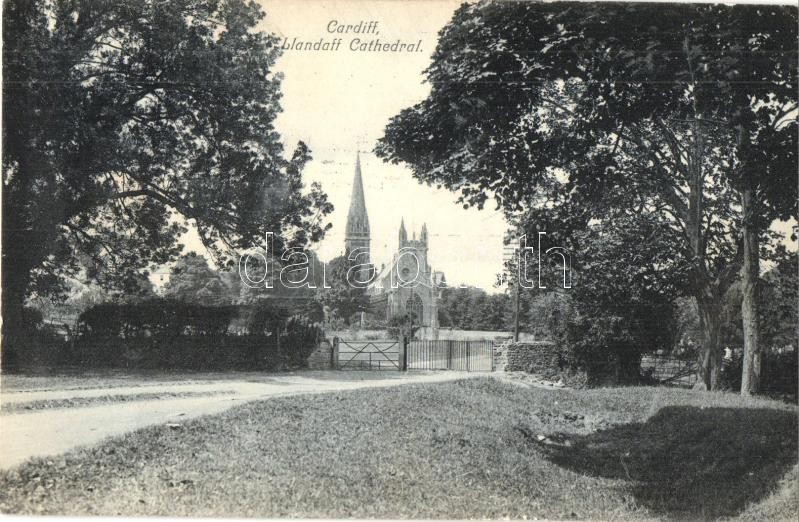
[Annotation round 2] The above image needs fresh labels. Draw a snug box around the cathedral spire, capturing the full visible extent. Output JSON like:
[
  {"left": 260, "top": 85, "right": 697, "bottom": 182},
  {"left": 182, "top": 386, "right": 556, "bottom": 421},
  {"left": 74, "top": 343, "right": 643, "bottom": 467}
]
[
  {"left": 421, "top": 223, "right": 428, "bottom": 245},
  {"left": 399, "top": 218, "right": 407, "bottom": 247},
  {"left": 345, "top": 152, "right": 370, "bottom": 257}
]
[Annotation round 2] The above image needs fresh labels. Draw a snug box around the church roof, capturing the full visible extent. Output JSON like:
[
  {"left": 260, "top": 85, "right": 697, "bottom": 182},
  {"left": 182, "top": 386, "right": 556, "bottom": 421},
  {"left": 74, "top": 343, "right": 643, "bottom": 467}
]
[{"left": 346, "top": 153, "right": 369, "bottom": 237}]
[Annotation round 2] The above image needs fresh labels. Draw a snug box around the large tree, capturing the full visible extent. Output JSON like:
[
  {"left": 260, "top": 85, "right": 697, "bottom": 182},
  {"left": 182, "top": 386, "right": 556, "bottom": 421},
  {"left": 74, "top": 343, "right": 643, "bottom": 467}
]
[
  {"left": 377, "top": 1, "right": 796, "bottom": 390},
  {"left": 163, "top": 252, "right": 230, "bottom": 305},
  {"left": 319, "top": 255, "right": 370, "bottom": 326},
  {"left": 558, "top": 213, "right": 681, "bottom": 384},
  {"left": 3, "top": 0, "right": 332, "bottom": 357}
]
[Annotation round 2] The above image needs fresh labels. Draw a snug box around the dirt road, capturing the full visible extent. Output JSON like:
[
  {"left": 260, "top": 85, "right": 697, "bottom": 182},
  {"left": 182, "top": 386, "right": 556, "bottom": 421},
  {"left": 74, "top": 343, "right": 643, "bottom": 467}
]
[{"left": 0, "top": 371, "right": 475, "bottom": 470}]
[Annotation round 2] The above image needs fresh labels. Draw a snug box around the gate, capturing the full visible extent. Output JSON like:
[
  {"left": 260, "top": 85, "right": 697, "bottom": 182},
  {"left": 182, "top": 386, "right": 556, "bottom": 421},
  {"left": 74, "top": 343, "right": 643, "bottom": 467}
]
[
  {"left": 336, "top": 339, "right": 400, "bottom": 370},
  {"left": 407, "top": 339, "right": 494, "bottom": 371}
]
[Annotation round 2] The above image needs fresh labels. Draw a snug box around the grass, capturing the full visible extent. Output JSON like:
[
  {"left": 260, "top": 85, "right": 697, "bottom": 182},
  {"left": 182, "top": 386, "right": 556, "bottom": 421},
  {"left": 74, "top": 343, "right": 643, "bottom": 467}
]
[
  {"left": 0, "top": 390, "right": 236, "bottom": 414},
  {"left": 0, "top": 377, "right": 796, "bottom": 520}
]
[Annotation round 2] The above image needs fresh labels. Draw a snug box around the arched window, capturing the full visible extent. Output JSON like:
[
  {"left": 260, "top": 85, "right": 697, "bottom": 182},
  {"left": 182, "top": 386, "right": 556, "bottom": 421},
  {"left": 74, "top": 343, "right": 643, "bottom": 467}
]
[{"left": 405, "top": 293, "right": 423, "bottom": 322}]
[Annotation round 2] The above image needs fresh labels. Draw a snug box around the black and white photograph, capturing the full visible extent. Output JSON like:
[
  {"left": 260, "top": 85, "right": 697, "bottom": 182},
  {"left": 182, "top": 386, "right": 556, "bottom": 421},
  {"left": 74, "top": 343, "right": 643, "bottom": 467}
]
[{"left": 1, "top": 0, "right": 797, "bottom": 519}]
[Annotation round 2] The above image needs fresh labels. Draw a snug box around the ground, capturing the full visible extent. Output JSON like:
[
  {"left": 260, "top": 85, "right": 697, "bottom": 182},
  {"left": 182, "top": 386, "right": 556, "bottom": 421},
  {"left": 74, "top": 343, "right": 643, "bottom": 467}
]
[
  {"left": 0, "top": 372, "right": 797, "bottom": 520},
  {"left": 0, "top": 370, "right": 475, "bottom": 469}
]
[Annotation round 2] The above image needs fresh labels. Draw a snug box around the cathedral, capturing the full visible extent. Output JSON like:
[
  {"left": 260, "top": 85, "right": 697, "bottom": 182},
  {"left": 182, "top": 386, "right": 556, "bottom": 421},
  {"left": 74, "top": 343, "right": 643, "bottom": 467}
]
[{"left": 344, "top": 154, "right": 443, "bottom": 334}]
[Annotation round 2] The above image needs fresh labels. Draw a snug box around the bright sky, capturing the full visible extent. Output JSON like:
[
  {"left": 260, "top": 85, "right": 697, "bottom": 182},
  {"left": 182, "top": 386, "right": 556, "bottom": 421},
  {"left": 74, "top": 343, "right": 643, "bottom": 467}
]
[
  {"left": 169, "top": 0, "right": 795, "bottom": 290},
  {"left": 254, "top": 0, "right": 508, "bottom": 291}
]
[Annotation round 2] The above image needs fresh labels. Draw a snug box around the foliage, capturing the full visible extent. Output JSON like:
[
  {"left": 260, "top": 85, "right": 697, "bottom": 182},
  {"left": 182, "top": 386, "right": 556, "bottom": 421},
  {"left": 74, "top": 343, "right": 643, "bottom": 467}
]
[
  {"left": 718, "top": 349, "right": 798, "bottom": 397},
  {"left": 551, "top": 216, "right": 681, "bottom": 385},
  {"left": 1, "top": 307, "right": 68, "bottom": 371},
  {"left": 20, "top": 307, "right": 44, "bottom": 332},
  {"left": 78, "top": 299, "right": 237, "bottom": 338},
  {"left": 236, "top": 248, "right": 326, "bottom": 331},
  {"left": 386, "top": 312, "right": 419, "bottom": 340},
  {"left": 246, "top": 299, "right": 292, "bottom": 335},
  {"left": 281, "top": 315, "right": 324, "bottom": 367},
  {"left": 376, "top": 1, "right": 797, "bottom": 390},
  {"left": 676, "top": 251, "right": 798, "bottom": 352},
  {"left": 2, "top": 0, "right": 332, "bottom": 356},
  {"left": 319, "top": 255, "right": 371, "bottom": 325},
  {"left": 437, "top": 286, "right": 509, "bottom": 331},
  {"left": 67, "top": 298, "right": 323, "bottom": 370},
  {"left": 163, "top": 253, "right": 232, "bottom": 305}
]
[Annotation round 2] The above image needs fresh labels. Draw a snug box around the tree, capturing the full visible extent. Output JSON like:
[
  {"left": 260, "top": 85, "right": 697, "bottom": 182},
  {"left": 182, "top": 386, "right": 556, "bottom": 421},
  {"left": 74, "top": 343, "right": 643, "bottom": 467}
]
[
  {"left": 437, "top": 286, "right": 509, "bottom": 331},
  {"left": 2, "top": 0, "right": 332, "bottom": 357},
  {"left": 722, "top": 44, "right": 797, "bottom": 394},
  {"left": 558, "top": 215, "right": 681, "bottom": 384},
  {"left": 319, "top": 255, "right": 370, "bottom": 326},
  {"left": 163, "top": 253, "right": 229, "bottom": 305},
  {"left": 376, "top": 1, "right": 797, "bottom": 390},
  {"left": 480, "top": 293, "right": 510, "bottom": 331},
  {"left": 237, "top": 247, "right": 325, "bottom": 303}
]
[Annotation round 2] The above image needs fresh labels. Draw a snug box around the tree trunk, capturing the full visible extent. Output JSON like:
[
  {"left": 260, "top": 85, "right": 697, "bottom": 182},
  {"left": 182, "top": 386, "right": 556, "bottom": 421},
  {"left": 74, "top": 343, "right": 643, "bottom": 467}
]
[
  {"left": 683, "top": 118, "right": 725, "bottom": 390},
  {"left": 2, "top": 145, "right": 61, "bottom": 369},
  {"left": 740, "top": 187, "right": 761, "bottom": 395},
  {"left": 1, "top": 189, "right": 50, "bottom": 369},
  {"left": 695, "top": 298, "right": 723, "bottom": 390},
  {"left": 1, "top": 250, "right": 34, "bottom": 370}
]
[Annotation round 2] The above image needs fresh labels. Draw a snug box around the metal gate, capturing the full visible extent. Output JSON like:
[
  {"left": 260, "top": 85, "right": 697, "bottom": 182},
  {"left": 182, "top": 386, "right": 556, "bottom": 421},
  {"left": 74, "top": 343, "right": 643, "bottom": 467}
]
[
  {"left": 336, "top": 339, "right": 400, "bottom": 370},
  {"left": 407, "top": 339, "right": 494, "bottom": 371}
]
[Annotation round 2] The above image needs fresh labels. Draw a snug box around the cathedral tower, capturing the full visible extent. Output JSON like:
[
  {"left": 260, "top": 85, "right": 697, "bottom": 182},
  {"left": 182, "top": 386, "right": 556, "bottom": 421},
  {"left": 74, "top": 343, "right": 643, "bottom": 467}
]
[{"left": 344, "top": 153, "right": 370, "bottom": 262}]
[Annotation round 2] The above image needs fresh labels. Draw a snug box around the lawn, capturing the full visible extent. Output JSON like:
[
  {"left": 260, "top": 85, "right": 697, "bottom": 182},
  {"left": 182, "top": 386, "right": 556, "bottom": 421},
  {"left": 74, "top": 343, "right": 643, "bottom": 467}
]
[
  {"left": 0, "top": 390, "right": 236, "bottom": 414},
  {"left": 0, "top": 377, "right": 796, "bottom": 520}
]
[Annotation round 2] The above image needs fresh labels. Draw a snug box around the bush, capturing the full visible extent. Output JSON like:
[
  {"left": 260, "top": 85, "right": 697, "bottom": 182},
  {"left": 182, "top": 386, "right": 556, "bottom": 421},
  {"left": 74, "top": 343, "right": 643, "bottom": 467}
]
[
  {"left": 386, "top": 313, "right": 420, "bottom": 340},
  {"left": 77, "top": 299, "right": 237, "bottom": 338},
  {"left": 554, "top": 301, "right": 675, "bottom": 386},
  {"left": 718, "top": 349, "right": 798, "bottom": 397},
  {"left": 66, "top": 298, "right": 323, "bottom": 371},
  {"left": 2, "top": 307, "right": 69, "bottom": 371}
]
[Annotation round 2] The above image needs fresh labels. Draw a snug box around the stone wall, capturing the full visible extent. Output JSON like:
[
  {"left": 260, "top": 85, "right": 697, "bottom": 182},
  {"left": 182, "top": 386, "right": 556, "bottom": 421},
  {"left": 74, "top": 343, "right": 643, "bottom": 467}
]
[
  {"left": 306, "top": 339, "right": 334, "bottom": 370},
  {"left": 492, "top": 338, "right": 512, "bottom": 372},
  {"left": 504, "top": 341, "right": 561, "bottom": 376}
]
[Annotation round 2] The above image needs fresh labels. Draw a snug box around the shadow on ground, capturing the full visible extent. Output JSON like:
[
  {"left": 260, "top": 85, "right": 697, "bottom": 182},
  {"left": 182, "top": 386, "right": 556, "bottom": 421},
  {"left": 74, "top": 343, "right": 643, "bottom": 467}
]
[{"left": 538, "top": 406, "right": 798, "bottom": 521}]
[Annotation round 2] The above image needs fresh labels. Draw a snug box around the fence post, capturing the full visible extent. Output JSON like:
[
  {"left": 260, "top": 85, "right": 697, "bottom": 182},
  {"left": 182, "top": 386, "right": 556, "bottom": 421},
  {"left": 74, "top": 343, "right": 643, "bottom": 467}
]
[
  {"left": 398, "top": 334, "right": 407, "bottom": 371},
  {"left": 332, "top": 336, "right": 339, "bottom": 370},
  {"left": 447, "top": 340, "right": 453, "bottom": 370}
]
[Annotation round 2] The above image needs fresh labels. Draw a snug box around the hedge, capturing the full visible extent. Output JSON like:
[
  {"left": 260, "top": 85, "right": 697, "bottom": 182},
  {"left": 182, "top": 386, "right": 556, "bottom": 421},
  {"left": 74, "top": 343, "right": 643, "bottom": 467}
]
[{"left": 53, "top": 298, "right": 322, "bottom": 371}]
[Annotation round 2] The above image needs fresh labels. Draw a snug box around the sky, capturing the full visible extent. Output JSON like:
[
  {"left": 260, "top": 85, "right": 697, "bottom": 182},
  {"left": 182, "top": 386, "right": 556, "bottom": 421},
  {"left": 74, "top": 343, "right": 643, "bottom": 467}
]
[
  {"left": 252, "top": 0, "right": 509, "bottom": 291},
  {"left": 168, "top": 0, "right": 795, "bottom": 290}
]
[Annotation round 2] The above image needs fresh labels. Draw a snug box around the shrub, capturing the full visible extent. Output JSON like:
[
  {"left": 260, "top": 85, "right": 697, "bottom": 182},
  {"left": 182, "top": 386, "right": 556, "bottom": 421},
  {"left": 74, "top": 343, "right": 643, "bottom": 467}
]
[
  {"left": 550, "top": 298, "right": 676, "bottom": 386},
  {"left": 386, "top": 313, "right": 420, "bottom": 340},
  {"left": 1, "top": 307, "right": 69, "bottom": 371},
  {"left": 281, "top": 315, "right": 323, "bottom": 367},
  {"left": 68, "top": 298, "right": 323, "bottom": 371},
  {"left": 718, "top": 349, "right": 798, "bottom": 397},
  {"left": 77, "top": 299, "right": 237, "bottom": 338}
]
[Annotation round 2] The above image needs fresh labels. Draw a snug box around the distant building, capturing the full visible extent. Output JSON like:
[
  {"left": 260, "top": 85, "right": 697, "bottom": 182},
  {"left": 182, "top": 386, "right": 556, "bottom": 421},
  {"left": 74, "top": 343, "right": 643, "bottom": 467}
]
[
  {"left": 344, "top": 153, "right": 370, "bottom": 262},
  {"left": 342, "top": 154, "right": 443, "bottom": 334}
]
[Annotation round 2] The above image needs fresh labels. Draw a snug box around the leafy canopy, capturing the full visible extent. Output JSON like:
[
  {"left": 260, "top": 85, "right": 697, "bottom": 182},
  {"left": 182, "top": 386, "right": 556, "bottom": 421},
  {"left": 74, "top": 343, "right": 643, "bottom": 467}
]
[{"left": 3, "top": 0, "right": 332, "bottom": 305}]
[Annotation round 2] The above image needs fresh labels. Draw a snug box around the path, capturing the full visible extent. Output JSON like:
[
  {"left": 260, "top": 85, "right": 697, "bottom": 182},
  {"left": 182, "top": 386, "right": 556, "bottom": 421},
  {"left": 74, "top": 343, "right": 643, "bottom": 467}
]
[{"left": 0, "top": 371, "right": 475, "bottom": 470}]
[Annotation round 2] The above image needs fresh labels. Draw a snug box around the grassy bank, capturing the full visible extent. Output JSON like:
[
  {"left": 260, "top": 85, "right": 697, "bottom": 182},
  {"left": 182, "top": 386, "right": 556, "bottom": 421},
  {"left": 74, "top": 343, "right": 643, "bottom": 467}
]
[
  {"left": 0, "top": 390, "right": 237, "bottom": 414},
  {"left": 0, "top": 378, "right": 796, "bottom": 519}
]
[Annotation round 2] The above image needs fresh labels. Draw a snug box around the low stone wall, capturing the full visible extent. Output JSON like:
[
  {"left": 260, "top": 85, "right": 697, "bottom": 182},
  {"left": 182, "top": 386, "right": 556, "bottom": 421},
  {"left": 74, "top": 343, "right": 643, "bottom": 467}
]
[
  {"left": 504, "top": 341, "right": 561, "bottom": 376},
  {"left": 493, "top": 339, "right": 511, "bottom": 372},
  {"left": 503, "top": 342, "right": 588, "bottom": 387},
  {"left": 306, "top": 339, "right": 334, "bottom": 370}
]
